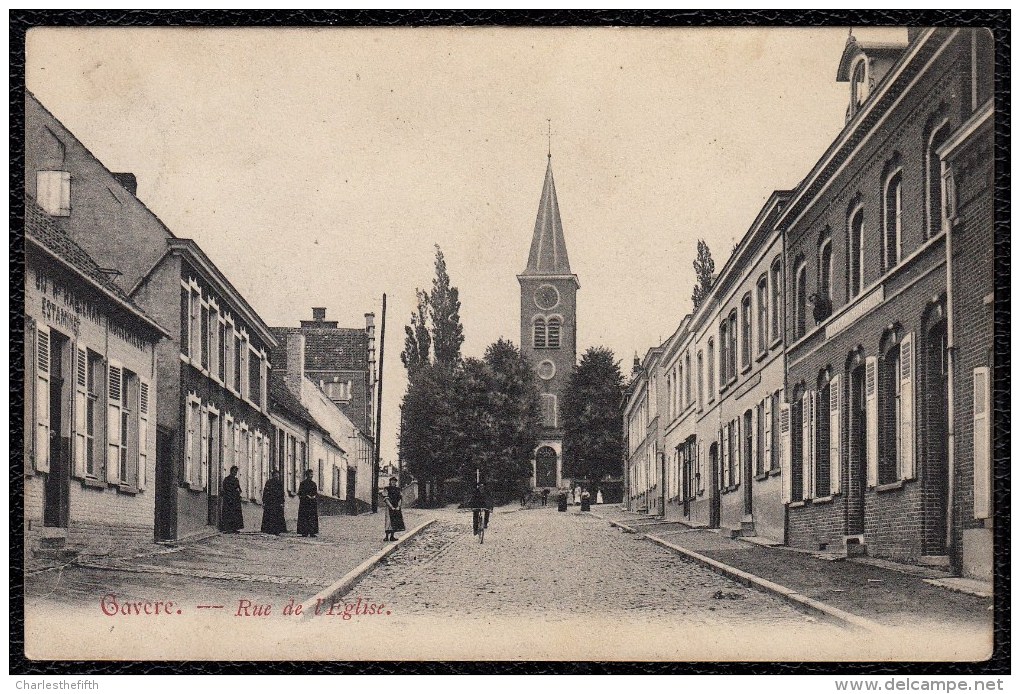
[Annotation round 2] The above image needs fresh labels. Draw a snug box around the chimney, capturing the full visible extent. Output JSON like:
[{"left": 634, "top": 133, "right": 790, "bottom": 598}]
[
  {"left": 366, "top": 312, "right": 377, "bottom": 392},
  {"left": 112, "top": 173, "right": 137, "bottom": 196},
  {"left": 284, "top": 332, "right": 306, "bottom": 395},
  {"left": 312, "top": 307, "right": 327, "bottom": 322}
]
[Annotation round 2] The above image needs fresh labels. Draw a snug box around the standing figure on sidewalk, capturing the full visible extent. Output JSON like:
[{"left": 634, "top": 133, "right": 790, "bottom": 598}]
[
  {"left": 260, "top": 468, "right": 287, "bottom": 535},
  {"left": 541, "top": 488, "right": 550, "bottom": 506},
  {"left": 219, "top": 465, "right": 244, "bottom": 533},
  {"left": 297, "top": 469, "right": 319, "bottom": 537},
  {"left": 596, "top": 487, "right": 604, "bottom": 505},
  {"left": 382, "top": 476, "right": 405, "bottom": 542}
]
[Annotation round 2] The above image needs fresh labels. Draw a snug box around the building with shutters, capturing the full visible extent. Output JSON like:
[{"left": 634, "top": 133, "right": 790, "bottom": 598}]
[
  {"left": 939, "top": 99, "right": 994, "bottom": 580},
  {"left": 623, "top": 346, "right": 665, "bottom": 513},
  {"left": 779, "top": 29, "right": 993, "bottom": 567},
  {"left": 271, "top": 328, "right": 376, "bottom": 513},
  {"left": 25, "top": 91, "right": 278, "bottom": 542},
  {"left": 519, "top": 157, "right": 580, "bottom": 490},
  {"left": 657, "top": 192, "right": 791, "bottom": 543},
  {"left": 24, "top": 201, "right": 167, "bottom": 557}
]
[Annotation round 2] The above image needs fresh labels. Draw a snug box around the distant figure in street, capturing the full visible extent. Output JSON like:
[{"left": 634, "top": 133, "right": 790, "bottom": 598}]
[
  {"left": 557, "top": 490, "right": 568, "bottom": 512},
  {"left": 467, "top": 483, "right": 492, "bottom": 535},
  {"left": 541, "top": 488, "right": 550, "bottom": 507},
  {"left": 219, "top": 465, "right": 244, "bottom": 533},
  {"left": 260, "top": 468, "right": 287, "bottom": 535},
  {"left": 297, "top": 469, "right": 319, "bottom": 537},
  {"left": 596, "top": 488, "right": 604, "bottom": 505},
  {"left": 573, "top": 485, "right": 582, "bottom": 506},
  {"left": 382, "top": 476, "right": 405, "bottom": 542}
]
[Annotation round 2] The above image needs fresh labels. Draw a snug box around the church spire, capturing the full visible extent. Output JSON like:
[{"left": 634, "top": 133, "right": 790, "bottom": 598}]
[{"left": 523, "top": 159, "right": 572, "bottom": 275}]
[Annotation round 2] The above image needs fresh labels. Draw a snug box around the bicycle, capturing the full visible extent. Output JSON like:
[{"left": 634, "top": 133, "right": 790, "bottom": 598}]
[{"left": 470, "top": 507, "right": 490, "bottom": 544}]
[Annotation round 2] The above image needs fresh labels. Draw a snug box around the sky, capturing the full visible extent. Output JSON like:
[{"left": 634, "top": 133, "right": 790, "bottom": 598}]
[{"left": 26, "top": 26, "right": 907, "bottom": 466}]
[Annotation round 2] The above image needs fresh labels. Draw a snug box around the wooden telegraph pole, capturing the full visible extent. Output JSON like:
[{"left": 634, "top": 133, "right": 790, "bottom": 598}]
[{"left": 372, "top": 293, "right": 387, "bottom": 513}]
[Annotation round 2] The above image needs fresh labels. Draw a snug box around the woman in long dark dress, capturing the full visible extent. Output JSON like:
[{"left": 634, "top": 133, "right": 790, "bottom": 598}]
[
  {"left": 382, "top": 476, "right": 404, "bottom": 542},
  {"left": 219, "top": 465, "right": 244, "bottom": 533},
  {"left": 297, "top": 469, "right": 319, "bottom": 537},
  {"left": 260, "top": 468, "right": 287, "bottom": 535}
]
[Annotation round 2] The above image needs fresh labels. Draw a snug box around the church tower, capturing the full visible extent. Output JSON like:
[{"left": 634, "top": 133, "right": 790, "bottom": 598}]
[{"left": 518, "top": 156, "right": 579, "bottom": 490}]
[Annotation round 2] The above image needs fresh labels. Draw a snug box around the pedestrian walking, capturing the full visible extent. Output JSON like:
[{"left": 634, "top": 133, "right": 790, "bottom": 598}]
[
  {"left": 382, "top": 476, "right": 405, "bottom": 541},
  {"left": 573, "top": 485, "right": 582, "bottom": 505},
  {"left": 260, "top": 468, "right": 287, "bottom": 535},
  {"left": 218, "top": 465, "right": 244, "bottom": 533},
  {"left": 297, "top": 469, "right": 319, "bottom": 537},
  {"left": 596, "top": 487, "right": 604, "bottom": 505}
]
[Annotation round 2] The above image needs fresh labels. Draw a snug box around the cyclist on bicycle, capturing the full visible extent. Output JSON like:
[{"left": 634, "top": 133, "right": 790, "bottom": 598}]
[{"left": 467, "top": 482, "right": 493, "bottom": 536}]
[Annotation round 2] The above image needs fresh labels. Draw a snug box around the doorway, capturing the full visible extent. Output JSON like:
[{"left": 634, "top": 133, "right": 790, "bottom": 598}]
[
  {"left": 847, "top": 362, "right": 867, "bottom": 535},
  {"left": 743, "top": 410, "right": 754, "bottom": 516},
  {"left": 709, "top": 443, "right": 720, "bottom": 528},
  {"left": 43, "top": 331, "right": 70, "bottom": 528},
  {"left": 207, "top": 411, "right": 221, "bottom": 526},
  {"left": 924, "top": 321, "right": 950, "bottom": 555},
  {"left": 155, "top": 426, "right": 176, "bottom": 540},
  {"left": 346, "top": 467, "right": 357, "bottom": 515}
]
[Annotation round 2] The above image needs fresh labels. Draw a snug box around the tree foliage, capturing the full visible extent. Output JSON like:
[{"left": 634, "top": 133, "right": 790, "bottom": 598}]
[
  {"left": 691, "top": 238, "right": 716, "bottom": 310},
  {"left": 400, "top": 288, "right": 431, "bottom": 376},
  {"left": 562, "top": 346, "right": 625, "bottom": 484},
  {"left": 429, "top": 245, "right": 465, "bottom": 367}
]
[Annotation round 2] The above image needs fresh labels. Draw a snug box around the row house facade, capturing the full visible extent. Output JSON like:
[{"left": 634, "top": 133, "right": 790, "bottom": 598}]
[
  {"left": 659, "top": 193, "right": 791, "bottom": 544},
  {"left": 622, "top": 29, "right": 994, "bottom": 580},
  {"left": 272, "top": 326, "right": 376, "bottom": 512},
  {"left": 24, "top": 203, "right": 167, "bottom": 556},
  {"left": 781, "top": 28, "right": 993, "bottom": 578},
  {"left": 623, "top": 346, "right": 664, "bottom": 514},
  {"left": 28, "top": 91, "right": 275, "bottom": 542}
]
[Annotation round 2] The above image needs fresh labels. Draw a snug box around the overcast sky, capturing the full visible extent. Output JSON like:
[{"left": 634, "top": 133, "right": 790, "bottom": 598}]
[{"left": 27, "top": 26, "right": 907, "bottom": 466}]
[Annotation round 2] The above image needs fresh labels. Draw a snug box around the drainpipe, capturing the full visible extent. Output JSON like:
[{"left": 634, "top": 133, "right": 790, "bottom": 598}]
[{"left": 943, "top": 162, "right": 958, "bottom": 574}]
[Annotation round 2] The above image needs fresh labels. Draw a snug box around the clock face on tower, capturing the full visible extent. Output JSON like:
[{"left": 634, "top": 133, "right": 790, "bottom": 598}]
[{"left": 534, "top": 284, "right": 560, "bottom": 310}]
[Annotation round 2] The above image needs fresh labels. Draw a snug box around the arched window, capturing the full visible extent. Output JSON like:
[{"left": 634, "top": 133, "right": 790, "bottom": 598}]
[
  {"left": 794, "top": 258, "right": 808, "bottom": 339},
  {"left": 547, "top": 317, "right": 562, "bottom": 349},
  {"left": 542, "top": 393, "right": 557, "bottom": 428},
  {"left": 707, "top": 339, "right": 716, "bottom": 402},
  {"left": 884, "top": 170, "right": 903, "bottom": 270},
  {"left": 740, "top": 294, "right": 752, "bottom": 369},
  {"left": 770, "top": 259, "right": 783, "bottom": 343},
  {"left": 728, "top": 310, "right": 738, "bottom": 381},
  {"left": 847, "top": 206, "right": 864, "bottom": 298},
  {"left": 926, "top": 121, "right": 951, "bottom": 238},
  {"left": 719, "top": 322, "right": 729, "bottom": 387},
  {"left": 533, "top": 317, "right": 547, "bottom": 349},
  {"left": 818, "top": 238, "right": 833, "bottom": 301}
]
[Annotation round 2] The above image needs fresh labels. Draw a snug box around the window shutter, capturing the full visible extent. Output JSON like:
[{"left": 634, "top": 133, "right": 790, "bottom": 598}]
[
  {"left": 900, "top": 333, "right": 915, "bottom": 480},
  {"left": 200, "top": 410, "right": 209, "bottom": 491},
  {"left": 138, "top": 381, "right": 149, "bottom": 490},
  {"left": 866, "top": 356, "right": 879, "bottom": 488},
  {"left": 185, "top": 401, "right": 195, "bottom": 486},
  {"left": 829, "top": 374, "right": 842, "bottom": 495},
  {"left": 73, "top": 346, "right": 87, "bottom": 478},
  {"left": 24, "top": 318, "right": 36, "bottom": 473},
  {"left": 697, "top": 442, "right": 704, "bottom": 493},
  {"left": 34, "top": 325, "right": 51, "bottom": 473},
  {"left": 734, "top": 418, "right": 742, "bottom": 487},
  {"left": 721, "top": 426, "right": 729, "bottom": 489},
  {"left": 106, "top": 363, "right": 122, "bottom": 484},
  {"left": 751, "top": 405, "right": 759, "bottom": 477},
  {"left": 780, "top": 403, "right": 792, "bottom": 503},
  {"left": 763, "top": 394, "right": 772, "bottom": 470},
  {"left": 973, "top": 367, "right": 991, "bottom": 519},
  {"left": 802, "top": 391, "right": 813, "bottom": 500}
]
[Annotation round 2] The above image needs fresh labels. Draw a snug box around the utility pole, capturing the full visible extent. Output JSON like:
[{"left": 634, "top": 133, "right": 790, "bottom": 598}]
[{"left": 372, "top": 293, "right": 387, "bottom": 513}]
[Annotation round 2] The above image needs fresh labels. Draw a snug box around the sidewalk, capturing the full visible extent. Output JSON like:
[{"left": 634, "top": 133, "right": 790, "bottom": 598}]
[
  {"left": 26, "top": 510, "right": 434, "bottom": 610},
  {"left": 596, "top": 507, "right": 992, "bottom": 633}
]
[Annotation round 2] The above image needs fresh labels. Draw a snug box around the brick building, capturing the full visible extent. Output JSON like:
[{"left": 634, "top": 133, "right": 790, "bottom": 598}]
[
  {"left": 24, "top": 203, "right": 167, "bottom": 557},
  {"left": 519, "top": 158, "right": 580, "bottom": 490},
  {"left": 780, "top": 29, "right": 993, "bottom": 567},
  {"left": 26, "top": 91, "right": 278, "bottom": 542}
]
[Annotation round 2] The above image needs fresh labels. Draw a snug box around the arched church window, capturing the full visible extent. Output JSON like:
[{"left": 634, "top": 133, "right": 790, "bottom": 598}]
[
  {"left": 533, "top": 317, "right": 547, "bottom": 349},
  {"left": 547, "top": 317, "right": 562, "bottom": 349}
]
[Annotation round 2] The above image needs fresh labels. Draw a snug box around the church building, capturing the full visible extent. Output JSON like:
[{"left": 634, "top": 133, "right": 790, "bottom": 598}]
[{"left": 518, "top": 156, "right": 579, "bottom": 490}]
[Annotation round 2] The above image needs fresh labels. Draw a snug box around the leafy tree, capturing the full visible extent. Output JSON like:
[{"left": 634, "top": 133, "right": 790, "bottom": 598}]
[
  {"left": 482, "top": 339, "right": 542, "bottom": 495},
  {"left": 400, "top": 288, "right": 431, "bottom": 376},
  {"left": 399, "top": 362, "right": 458, "bottom": 505},
  {"left": 562, "top": 347, "right": 625, "bottom": 485},
  {"left": 429, "top": 245, "right": 465, "bottom": 366},
  {"left": 691, "top": 238, "right": 716, "bottom": 310}
]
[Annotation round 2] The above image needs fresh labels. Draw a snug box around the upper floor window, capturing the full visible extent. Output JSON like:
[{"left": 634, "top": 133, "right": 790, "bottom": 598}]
[
  {"left": 818, "top": 238, "right": 833, "bottom": 302},
  {"left": 684, "top": 353, "right": 692, "bottom": 406},
  {"left": 770, "top": 259, "right": 783, "bottom": 343},
  {"left": 719, "top": 321, "right": 729, "bottom": 388},
  {"left": 794, "top": 259, "right": 808, "bottom": 340},
  {"left": 727, "top": 310, "right": 738, "bottom": 382},
  {"left": 926, "top": 122, "right": 951, "bottom": 238},
  {"left": 756, "top": 275, "right": 768, "bottom": 355},
  {"left": 848, "top": 207, "right": 864, "bottom": 298},
  {"left": 37, "top": 171, "right": 71, "bottom": 217},
  {"left": 180, "top": 287, "right": 190, "bottom": 358},
  {"left": 740, "top": 294, "right": 752, "bottom": 369},
  {"left": 884, "top": 171, "right": 903, "bottom": 271},
  {"left": 707, "top": 339, "right": 716, "bottom": 402},
  {"left": 696, "top": 350, "right": 704, "bottom": 409},
  {"left": 547, "top": 317, "right": 562, "bottom": 349}
]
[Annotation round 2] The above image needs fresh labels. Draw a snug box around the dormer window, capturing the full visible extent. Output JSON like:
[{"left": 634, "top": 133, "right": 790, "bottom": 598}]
[
  {"left": 851, "top": 58, "right": 868, "bottom": 109},
  {"left": 37, "top": 170, "right": 71, "bottom": 216}
]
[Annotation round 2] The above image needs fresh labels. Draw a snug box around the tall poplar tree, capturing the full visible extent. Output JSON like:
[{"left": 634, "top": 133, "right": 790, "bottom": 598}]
[
  {"left": 429, "top": 245, "right": 465, "bottom": 367},
  {"left": 691, "top": 239, "right": 717, "bottom": 310},
  {"left": 562, "top": 347, "right": 625, "bottom": 484}
]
